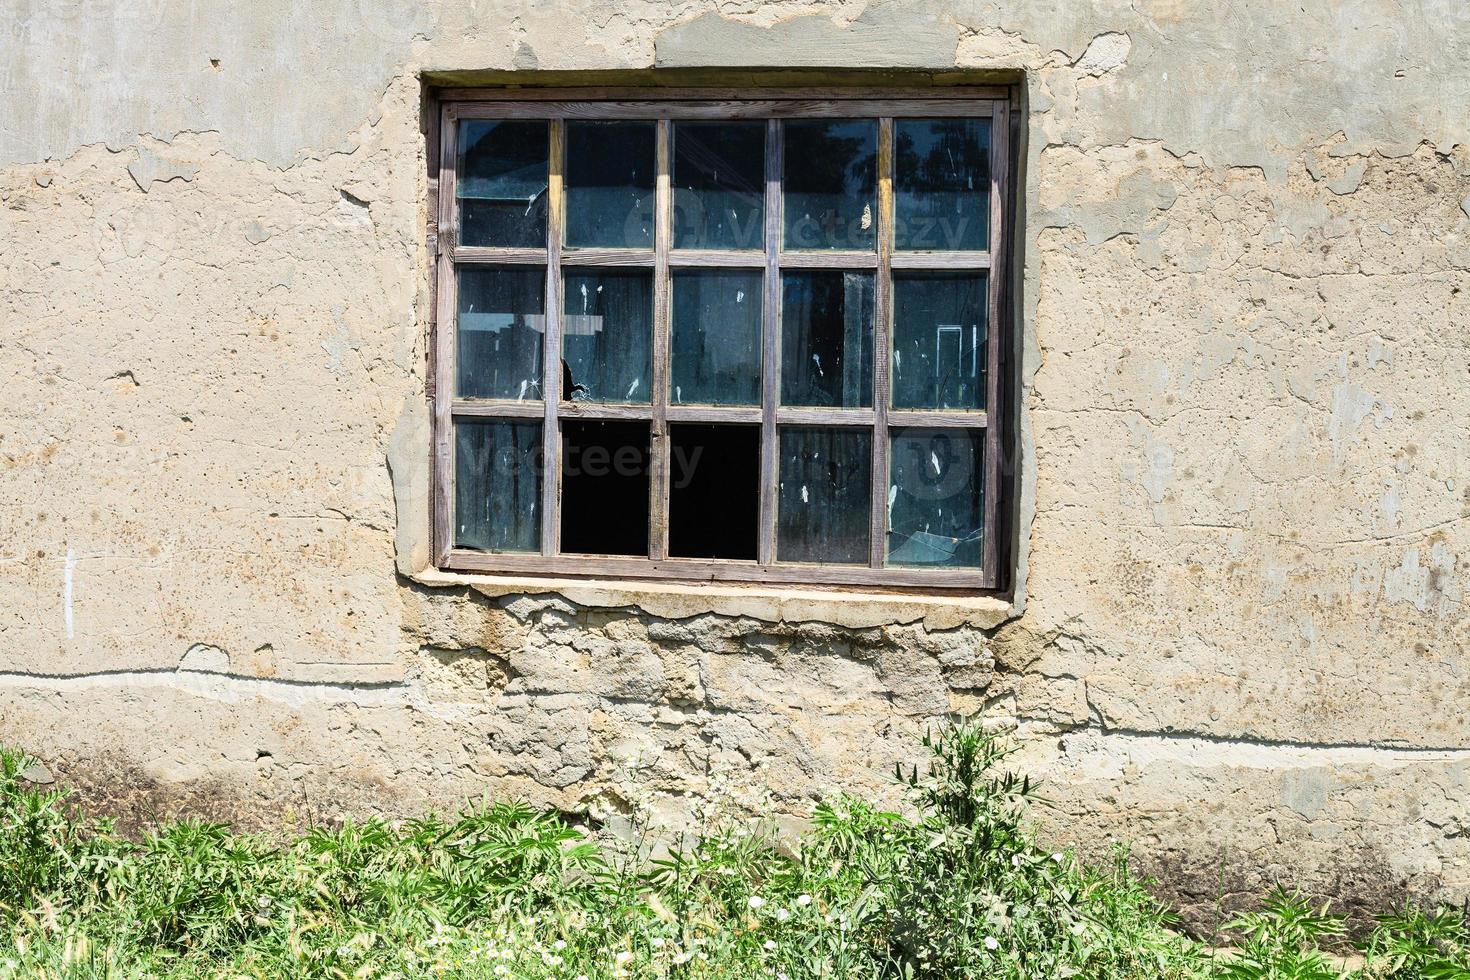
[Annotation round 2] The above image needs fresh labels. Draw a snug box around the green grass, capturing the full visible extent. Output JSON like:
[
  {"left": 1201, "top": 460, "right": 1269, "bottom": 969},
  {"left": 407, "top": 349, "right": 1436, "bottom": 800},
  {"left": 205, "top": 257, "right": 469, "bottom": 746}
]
[{"left": 1, "top": 725, "right": 1466, "bottom": 979}]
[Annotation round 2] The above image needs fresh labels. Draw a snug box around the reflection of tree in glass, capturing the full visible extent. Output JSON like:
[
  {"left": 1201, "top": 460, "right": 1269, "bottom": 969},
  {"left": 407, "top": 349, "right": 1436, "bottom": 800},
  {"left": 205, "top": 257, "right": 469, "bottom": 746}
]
[
  {"left": 895, "top": 121, "right": 987, "bottom": 193},
  {"left": 785, "top": 125, "right": 876, "bottom": 195},
  {"left": 784, "top": 121, "right": 877, "bottom": 249},
  {"left": 894, "top": 119, "right": 989, "bottom": 251}
]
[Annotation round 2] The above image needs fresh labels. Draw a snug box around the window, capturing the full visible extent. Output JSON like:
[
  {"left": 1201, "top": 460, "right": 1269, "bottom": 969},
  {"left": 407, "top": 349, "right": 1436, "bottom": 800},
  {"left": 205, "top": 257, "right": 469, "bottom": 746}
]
[{"left": 430, "top": 89, "right": 1013, "bottom": 590}]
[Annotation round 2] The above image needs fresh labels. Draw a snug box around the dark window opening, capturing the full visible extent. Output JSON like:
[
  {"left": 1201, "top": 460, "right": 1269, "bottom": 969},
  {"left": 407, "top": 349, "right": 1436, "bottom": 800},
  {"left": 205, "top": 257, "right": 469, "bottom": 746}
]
[
  {"left": 560, "top": 420, "right": 650, "bottom": 556},
  {"left": 668, "top": 424, "right": 759, "bottom": 560}
]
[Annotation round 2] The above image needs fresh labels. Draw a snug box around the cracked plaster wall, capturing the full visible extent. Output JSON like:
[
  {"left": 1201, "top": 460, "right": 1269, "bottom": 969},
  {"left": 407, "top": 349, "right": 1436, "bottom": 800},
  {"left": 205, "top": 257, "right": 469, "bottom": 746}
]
[{"left": 3, "top": 0, "right": 1470, "bottom": 927}]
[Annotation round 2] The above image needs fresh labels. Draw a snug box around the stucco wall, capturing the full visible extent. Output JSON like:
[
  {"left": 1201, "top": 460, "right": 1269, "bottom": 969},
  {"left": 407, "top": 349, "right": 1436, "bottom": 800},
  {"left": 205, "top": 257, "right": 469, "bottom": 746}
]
[{"left": 3, "top": 0, "right": 1469, "bottom": 927}]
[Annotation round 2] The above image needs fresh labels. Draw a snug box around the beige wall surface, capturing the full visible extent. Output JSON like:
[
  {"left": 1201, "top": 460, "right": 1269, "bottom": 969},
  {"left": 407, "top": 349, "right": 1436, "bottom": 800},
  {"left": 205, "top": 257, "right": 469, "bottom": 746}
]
[{"left": 2, "top": 0, "right": 1468, "bottom": 926}]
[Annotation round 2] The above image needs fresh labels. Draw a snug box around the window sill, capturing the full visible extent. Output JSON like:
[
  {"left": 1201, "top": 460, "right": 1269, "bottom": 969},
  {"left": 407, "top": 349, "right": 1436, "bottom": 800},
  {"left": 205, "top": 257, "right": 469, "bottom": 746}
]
[{"left": 409, "top": 567, "right": 1013, "bottom": 631}]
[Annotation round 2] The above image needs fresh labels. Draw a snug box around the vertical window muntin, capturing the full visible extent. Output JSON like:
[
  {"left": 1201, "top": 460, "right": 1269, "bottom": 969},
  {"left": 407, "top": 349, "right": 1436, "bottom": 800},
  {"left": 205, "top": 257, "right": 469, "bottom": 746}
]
[{"left": 436, "top": 97, "right": 1007, "bottom": 589}]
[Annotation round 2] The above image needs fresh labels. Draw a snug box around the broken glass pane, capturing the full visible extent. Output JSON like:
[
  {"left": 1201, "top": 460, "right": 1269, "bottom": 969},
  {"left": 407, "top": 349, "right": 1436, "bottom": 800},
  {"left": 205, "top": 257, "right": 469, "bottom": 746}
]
[
  {"left": 783, "top": 120, "right": 877, "bottom": 251},
  {"left": 777, "top": 426, "right": 872, "bottom": 564},
  {"left": 673, "top": 121, "right": 766, "bottom": 250},
  {"left": 562, "top": 268, "right": 652, "bottom": 404},
  {"left": 455, "top": 420, "right": 542, "bottom": 552},
  {"left": 457, "top": 266, "right": 545, "bottom": 400},
  {"left": 565, "top": 121, "right": 655, "bottom": 248},
  {"left": 891, "top": 271, "right": 987, "bottom": 411},
  {"left": 895, "top": 118, "right": 990, "bottom": 251},
  {"left": 457, "top": 120, "right": 549, "bottom": 248},
  {"left": 781, "top": 271, "right": 874, "bottom": 408},
  {"left": 887, "top": 428, "right": 983, "bottom": 568},
  {"left": 560, "top": 420, "right": 649, "bottom": 556},
  {"left": 670, "top": 269, "right": 762, "bottom": 406},
  {"left": 668, "top": 424, "right": 759, "bottom": 560}
]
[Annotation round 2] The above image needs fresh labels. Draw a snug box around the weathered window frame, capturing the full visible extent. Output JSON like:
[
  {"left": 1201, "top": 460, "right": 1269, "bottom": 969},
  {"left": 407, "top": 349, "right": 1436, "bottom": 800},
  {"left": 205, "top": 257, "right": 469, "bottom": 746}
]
[{"left": 428, "top": 87, "right": 1014, "bottom": 591}]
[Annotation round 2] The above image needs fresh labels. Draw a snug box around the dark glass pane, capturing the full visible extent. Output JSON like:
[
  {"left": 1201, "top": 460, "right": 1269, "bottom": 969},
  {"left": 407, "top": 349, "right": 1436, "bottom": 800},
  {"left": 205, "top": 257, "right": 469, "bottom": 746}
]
[
  {"left": 782, "top": 120, "right": 877, "bottom": 251},
  {"left": 887, "top": 428, "right": 983, "bottom": 568},
  {"left": 456, "top": 120, "right": 549, "bottom": 248},
  {"left": 562, "top": 269, "right": 652, "bottom": 404},
  {"left": 781, "top": 271, "right": 873, "bottom": 408},
  {"left": 673, "top": 121, "right": 765, "bottom": 250},
  {"left": 891, "top": 271, "right": 987, "bottom": 411},
  {"left": 560, "top": 420, "right": 649, "bottom": 556},
  {"left": 895, "top": 118, "right": 990, "bottom": 251},
  {"left": 454, "top": 420, "right": 542, "bottom": 552},
  {"left": 777, "top": 427, "right": 871, "bottom": 564},
  {"left": 670, "top": 269, "right": 762, "bottom": 406},
  {"left": 457, "top": 266, "right": 545, "bottom": 400},
  {"left": 565, "top": 121, "right": 655, "bottom": 248},
  {"left": 668, "top": 424, "right": 759, "bottom": 560}
]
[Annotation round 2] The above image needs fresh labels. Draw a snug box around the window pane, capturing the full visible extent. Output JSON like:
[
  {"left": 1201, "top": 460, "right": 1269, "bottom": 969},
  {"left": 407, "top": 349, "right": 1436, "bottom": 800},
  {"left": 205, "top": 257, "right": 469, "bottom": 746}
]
[
  {"left": 673, "top": 121, "right": 766, "bottom": 250},
  {"left": 887, "top": 428, "right": 983, "bottom": 568},
  {"left": 777, "top": 427, "right": 871, "bottom": 564},
  {"left": 783, "top": 120, "right": 877, "bottom": 251},
  {"left": 562, "top": 269, "right": 652, "bottom": 404},
  {"left": 457, "top": 266, "right": 545, "bottom": 400},
  {"left": 560, "top": 420, "right": 649, "bottom": 556},
  {"left": 670, "top": 269, "right": 762, "bottom": 406},
  {"left": 457, "top": 120, "right": 548, "bottom": 248},
  {"left": 891, "top": 271, "right": 987, "bottom": 411},
  {"left": 565, "top": 121, "right": 655, "bottom": 248},
  {"left": 669, "top": 424, "right": 759, "bottom": 560},
  {"left": 781, "top": 271, "right": 873, "bottom": 408},
  {"left": 895, "top": 118, "right": 990, "bottom": 251},
  {"left": 455, "top": 420, "right": 542, "bottom": 553}
]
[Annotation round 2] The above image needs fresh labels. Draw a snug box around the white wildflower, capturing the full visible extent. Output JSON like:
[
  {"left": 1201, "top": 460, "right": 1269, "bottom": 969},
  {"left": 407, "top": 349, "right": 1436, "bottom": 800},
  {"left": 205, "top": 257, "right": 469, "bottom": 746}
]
[
  {"left": 795, "top": 894, "right": 812, "bottom": 907},
  {"left": 985, "top": 936, "right": 1000, "bottom": 951},
  {"left": 763, "top": 939, "right": 777, "bottom": 951},
  {"left": 747, "top": 896, "right": 766, "bottom": 910}
]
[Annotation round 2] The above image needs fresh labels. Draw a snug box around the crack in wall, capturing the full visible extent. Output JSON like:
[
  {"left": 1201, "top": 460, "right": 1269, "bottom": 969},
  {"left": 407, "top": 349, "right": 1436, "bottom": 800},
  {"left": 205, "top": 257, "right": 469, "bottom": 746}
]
[
  {"left": 1056, "top": 725, "right": 1470, "bottom": 772},
  {"left": 0, "top": 666, "right": 422, "bottom": 711}
]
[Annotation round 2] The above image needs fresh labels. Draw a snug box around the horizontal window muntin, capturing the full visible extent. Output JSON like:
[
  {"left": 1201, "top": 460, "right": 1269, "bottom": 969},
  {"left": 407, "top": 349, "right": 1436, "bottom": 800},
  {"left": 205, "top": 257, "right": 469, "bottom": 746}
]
[{"left": 433, "top": 91, "right": 1011, "bottom": 591}]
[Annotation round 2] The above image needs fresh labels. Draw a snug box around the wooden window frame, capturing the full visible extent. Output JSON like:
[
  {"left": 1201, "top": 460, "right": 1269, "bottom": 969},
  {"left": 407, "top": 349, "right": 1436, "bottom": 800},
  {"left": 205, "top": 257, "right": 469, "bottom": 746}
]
[{"left": 428, "top": 87, "right": 1013, "bottom": 592}]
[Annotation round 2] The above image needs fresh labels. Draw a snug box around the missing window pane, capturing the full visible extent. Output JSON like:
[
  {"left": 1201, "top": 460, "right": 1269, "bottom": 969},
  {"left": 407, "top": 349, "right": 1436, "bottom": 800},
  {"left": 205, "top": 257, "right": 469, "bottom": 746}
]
[
  {"left": 895, "top": 118, "right": 990, "bottom": 251},
  {"left": 562, "top": 268, "right": 652, "bottom": 404},
  {"left": 783, "top": 120, "right": 877, "bottom": 251},
  {"left": 673, "top": 121, "right": 766, "bottom": 250},
  {"left": 670, "top": 269, "right": 763, "bottom": 406},
  {"left": 457, "top": 266, "right": 545, "bottom": 400},
  {"left": 887, "top": 428, "right": 983, "bottom": 568},
  {"left": 891, "top": 271, "right": 987, "bottom": 411},
  {"left": 781, "top": 271, "right": 874, "bottom": 408},
  {"left": 565, "top": 121, "right": 655, "bottom": 248},
  {"left": 777, "top": 427, "right": 871, "bottom": 564},
  {"left": 455, "top": 420, "right": 542, "bottom": 553},
  {"left": 457, "top": 120, "right": 549, "bottom": 248},
  {"left": 560, "top": 420, "right": 650, "bottom": 557},
  {"left": 668, "top": 424, "right": 758, "bottom": 560}
]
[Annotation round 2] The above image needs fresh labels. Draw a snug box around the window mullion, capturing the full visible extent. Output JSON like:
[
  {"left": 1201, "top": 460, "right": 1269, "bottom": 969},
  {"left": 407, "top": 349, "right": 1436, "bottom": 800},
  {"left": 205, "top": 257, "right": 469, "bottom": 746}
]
[
  {"left": 541, "top": 119, "right": 565, "bottom": 557},
  {"left": 869, "top": 117, "right": 894, "bottom": 569},
  {"left": 649, "top": 119, "right": 673, "bottom": 561},
  {"left": 758, "top": 118, "right": 781, "bottom": 566}
]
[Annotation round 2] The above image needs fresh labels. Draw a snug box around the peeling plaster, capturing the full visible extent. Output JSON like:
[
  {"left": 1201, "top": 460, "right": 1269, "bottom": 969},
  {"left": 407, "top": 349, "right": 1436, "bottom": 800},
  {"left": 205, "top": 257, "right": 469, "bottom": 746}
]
[{"left": 6, "top": 0, "right": 1470, "bottom": 923}]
